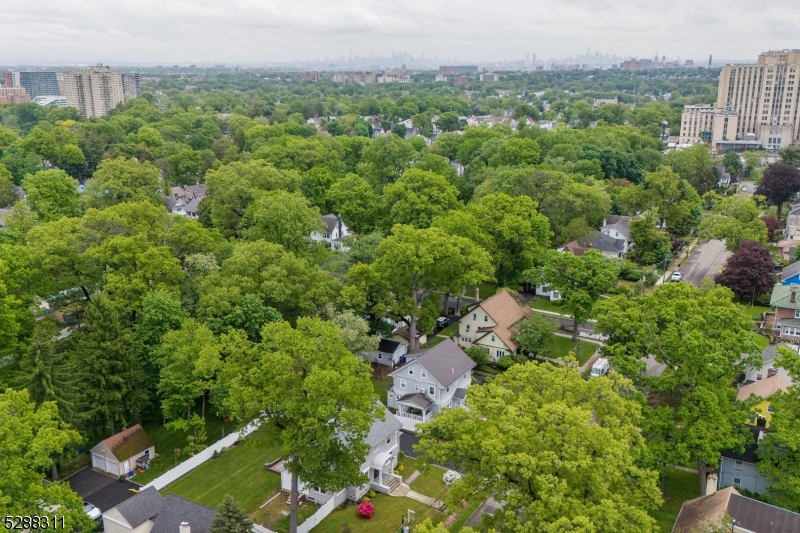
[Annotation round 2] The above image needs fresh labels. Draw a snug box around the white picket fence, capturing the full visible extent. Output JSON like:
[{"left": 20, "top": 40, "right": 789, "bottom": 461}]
[
  {"left": 142, "top": 420, "right": 261, "bottom": 491},
  {"left": 297, "top": 497, "right": 337, "bottom": 533}
]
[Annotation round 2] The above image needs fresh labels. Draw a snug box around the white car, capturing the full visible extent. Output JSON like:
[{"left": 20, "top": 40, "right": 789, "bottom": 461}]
[
  {"left": 83, "top": 503, "right": 101, "bottom": 521},
  {"left": 435, "top": 317, "right": 449, "bottom": 328},
  {"left": 589, "top": 357, "right": 610, "bottom": 378},
  {"left": 742, "top": 187, "right": 748, "bottom": 192},
  {"left": 670, "top": 272, "right": 683, "bottom": 282}
]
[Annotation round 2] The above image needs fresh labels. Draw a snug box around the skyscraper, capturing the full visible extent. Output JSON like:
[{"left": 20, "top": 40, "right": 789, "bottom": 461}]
[
  {"left": 63, "top": 65, "right": 124, "bottom": 118},
  {"left": 19, "top": 71, "right": 60, "bottom": 98},
  {"left": 121, "top": 72, "right": 141, "bottom": 97}
]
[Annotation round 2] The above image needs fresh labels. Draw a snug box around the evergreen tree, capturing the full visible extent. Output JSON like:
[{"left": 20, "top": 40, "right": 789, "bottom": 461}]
[{"left": 209, "top": 494, "right": 253, "bottom": 533}]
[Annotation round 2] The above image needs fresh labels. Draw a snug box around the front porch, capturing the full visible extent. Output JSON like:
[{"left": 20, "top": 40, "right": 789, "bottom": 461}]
[
  {"left": 395, "top": 393, "right": 436, "bottom": 424},
  {"left": 368, "top": 451, "right": 402, "bottom": 495}
]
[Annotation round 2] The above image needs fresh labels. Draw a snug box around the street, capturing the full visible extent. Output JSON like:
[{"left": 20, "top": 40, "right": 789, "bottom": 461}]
[{"left": 677, "top": 239, "right": 732, "bottom": 287}]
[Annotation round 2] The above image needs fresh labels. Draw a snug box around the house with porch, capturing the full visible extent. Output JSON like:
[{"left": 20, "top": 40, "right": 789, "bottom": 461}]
[
  {"left": 310, "top": 214, "right": 350, "bottom": 251},
  {"left": 768, "top": 284, "right": 800, "bottom": 341},
  {"left": 279, "top": 405, "right": 404, "bottom": 504},
  {"left": 386, "top": 338, "right": 475, "bottom": 426},
  {"left": 591, "top": 215, "right": 632, "bottom": 259},
  {"left": 717, "top": 425, "right": 772, "bottom": 495},
  {"left": 457, "top": 290, "right": 531, "bottom": 362}
]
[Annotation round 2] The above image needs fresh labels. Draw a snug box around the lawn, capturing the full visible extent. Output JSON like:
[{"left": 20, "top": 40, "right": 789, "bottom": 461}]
[
  {"left": 547, "top": 336, "right": 599, "bottom": 366},
  {"left": 744, "top": 304, "right": 772, "bottom": 321},
  {"left": 134, "top": 413, "right": 227, "bottom": 485},
  {"left": 371, "top": 375, "right": 392, "bottom": 405},
  {"left": 422, "top": 335, "right": 448, "bottom": 348},
  {"left": 528, "top": 298, "right": 565, "bottom": 315},
  {"left": 649, "top": 468, "right": 699, "bottom": 533},
  {"left": 474, "top": 283, "right": 498, "bottom": 300},
  {"left": 313, "top": 493, "right": 446, "bottom": 533},
  {"left": 399, "top": 456, "right": 448, "bottom": 499},
  {"left": 250, "top": 491, "right": 320, "bottom": 533},
  {"left": 754, "top": 334, "right": 770, "bottom": 350},
  {"left": 438, "top": 321, "right": 460, "bottom": 337},
  {"left": 161, "top": 423, "right": 283, "bottom": 513}
]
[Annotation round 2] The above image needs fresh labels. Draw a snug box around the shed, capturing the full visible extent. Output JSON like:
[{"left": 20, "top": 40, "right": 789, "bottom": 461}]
[{"left": 91, "top": 424, "right": 155, "bottom": 477}]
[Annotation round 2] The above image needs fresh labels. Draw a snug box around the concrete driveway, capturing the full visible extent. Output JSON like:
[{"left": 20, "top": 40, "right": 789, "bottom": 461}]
[
  {"left": 676, "top": 239, "right": 732, "bottom": 287},
  {"left": 65, "top": 468, "right": 141, "bottom": 513}
]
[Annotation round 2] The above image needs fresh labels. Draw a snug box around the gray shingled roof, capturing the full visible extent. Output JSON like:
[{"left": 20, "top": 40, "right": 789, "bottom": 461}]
[
  {"left": 149, "top": 494, "right": 216, "bottom": 533},
  {"left": 114, "top": 486, "right": 164, "bottom": 528},
  {"left": 412, "top": 338, "right": 476, "bottom": 388},
  {"left": 453, "top": 388, "right": 467, "bottom": 400},
  {"left": 322, "top": 214, "right": 340, "bottom": 234},
  {"left": 364, "top": 406, "right": 403, "bottom": 448},
  {"left": 783, "top": 260, "right": 800, "bottom": 281},
  {"left": 592, "top": 232, "right": 626, "bottom": 254},
  {"left": 397, "top": 393, "right": 434, "bottom": 410}
]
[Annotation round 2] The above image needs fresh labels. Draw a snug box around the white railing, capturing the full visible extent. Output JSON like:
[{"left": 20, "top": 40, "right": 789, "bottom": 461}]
[
  {"left": 297, "top": 496, "right": 336, "bottom": 533},
  {"left": 399, "top": 412, "right": 424, "bottom": 422},
  {"left": 142, "top": 420, "right": 260, "bottom": 491}
]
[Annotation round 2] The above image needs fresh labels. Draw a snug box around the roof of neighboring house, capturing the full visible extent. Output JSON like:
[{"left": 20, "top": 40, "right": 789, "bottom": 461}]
[
  {"left": 393, "top": 325, "right": 423, "bottom": 342},
  {"left": 783, "top": 260, "right": 800, "bottom": 280},
  {"left": 170, "top": 186, "right": 184, "bottom": 197},
  {"left": 0, "top": 207, "right": 11, "bottom": 228},
  {"left": 394, "top": 338, "right": 476, "bottom": 388},
  {"left": 113, "top": 486, "right": 164, "bottom": 528},
  {"left": 322, "top": 214, "right": 341, "bottom": 234},
  {"left": 95, "top": 424, "right": 154, "bottom": 461},
  {"left": 397, "top": 393, "right": 434, "bottom": 410},
  {"left": 771, "top": 284, "right": 800, "bottom": 309},
  {"left": 110, "top": 487, "right": 216, "bottom": 533},
  {"left": 364, "top": 406, "right": 403, "bottom": 448},
  {"left": 777, "top": 239, "right": 797, "bottom": 249},
  {"left": 720, "top": 425, "right": 765, "bottom": 464},
  {"left": 471, "top": 290, "right": 531, "bottom": 351},
  {"left": 673, "top": 487, "right": 800, "bottom": 533},
  {"left": 150, "top": 494, "right": 216, "bottom": 533},
  {"left": 742, "top": 345, "right": 794, "bottom": 385},
  {"left": 602, "top": 216, "right": 631, "bottom": 240},
  {"left": 737, "top": 373, "right": 791, "bottom": 401},
  {"left": 378, "top": 339, "right": 404, "bottom": 354},
  {"left": 591, "top": 231, "right": 626, "bottom": 254},
  {"left": 184, "top": 184, "right": 207, "bottom": 199},
  {"left": 183, "top": 196, "right": 202, "bottom": 214},
  {"left": 558, "top": 240, "right": 589, "bottom": 256},
  {"left": 163, "top": 196, "right": 179, "bottom": 212}
]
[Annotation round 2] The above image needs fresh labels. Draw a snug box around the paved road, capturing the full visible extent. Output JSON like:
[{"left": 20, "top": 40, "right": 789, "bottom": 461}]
[
  {"left": 678, "top": 239, "right": 732, "bottom": 287},
  {"left": 738, "top": 180, "right": 755, "bottom": 197}
]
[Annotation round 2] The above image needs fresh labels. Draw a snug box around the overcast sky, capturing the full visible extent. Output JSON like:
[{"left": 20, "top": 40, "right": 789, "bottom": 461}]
[{"left": 1, "top": 0, "right": 799, "bottom": 65}]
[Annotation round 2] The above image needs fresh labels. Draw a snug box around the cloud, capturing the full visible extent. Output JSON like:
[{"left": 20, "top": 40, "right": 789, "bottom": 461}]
[{"left": 0, "top": 0, "right": 798, "bottom": 64}]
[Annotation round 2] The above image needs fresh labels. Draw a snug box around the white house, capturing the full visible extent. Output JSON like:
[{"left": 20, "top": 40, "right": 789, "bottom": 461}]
[
  {"left": 310, "top": 214, "right": 350, "bottom": 251},
  {"left": 457, "top": 290, "right": 531, "bottom": 361},
  {"left": 372, "top": 338, "right": 407, "bottom": 367},
  {"left": 279, "top": 406, "right": 404, "bottom": 504},
  {"left": 386, "top": 338, "right": 475, "bottom": 426},
  {"left": 592, "top": 215, "right": 632, "bottom": 258},
  {"left": 163, "top": 184, "right": 207, "bottom": 220},
  {"left": 90, "top": 424, "right": 154, "bottom": 477}
]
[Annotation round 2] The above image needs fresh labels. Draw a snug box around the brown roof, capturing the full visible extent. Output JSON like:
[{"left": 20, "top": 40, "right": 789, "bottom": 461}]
[
  {"left": 737, "top": 374, "right": 791, "bottom": 401},
  {"left": 393, "top": 325, "right": 423, "bottom": 342},
  {"left": 672, "top": 487, "right": 738, "bottom": 533},
  {"left": 560, "top": 240, "right": 589, "bottom": 256},
  {"left": 473, "top": 290, "right": 531, "bottom": 351},
  {"left": 100, "top": 424, "right": 154, "bottom": 461}
]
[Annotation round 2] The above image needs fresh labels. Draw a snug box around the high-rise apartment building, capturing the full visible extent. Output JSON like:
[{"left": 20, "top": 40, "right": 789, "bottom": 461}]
[
  {"left": 64, "top": 65, "right": 124, "bottom": 118},
  {"left": 4, "top": 71, "right": 21, "bottom": 88},
  {"left": 716, "top": 50, "right": 800, "bottom": 147},
  {"left": 0, "top": 87, "right": 31, "bottom": 104},
  {"left": 679, "top": 104, "right": 739, "bottom": 145},
  {"left": 18, "top": 71, "right": 60, "bottom": 98},
  {"left": 121, "top": 72, "right": 141, "bottom": 97}
]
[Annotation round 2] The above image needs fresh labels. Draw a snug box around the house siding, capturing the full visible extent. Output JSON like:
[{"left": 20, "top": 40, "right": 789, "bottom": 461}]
[
  {"left": 718, "top": 457, "right": 772, "bottom": 495},
  {"left": 471, "top": 335, "right": 513, "bottom": 362},
  {"left": 387, "top": 361, "right": 472, "bottom": 411},
  {"left": 373, "top": 344, "right": 407, "bottom": 367},
  {"left": 457, "top": 305, "right": 497, "bottom": 348}
]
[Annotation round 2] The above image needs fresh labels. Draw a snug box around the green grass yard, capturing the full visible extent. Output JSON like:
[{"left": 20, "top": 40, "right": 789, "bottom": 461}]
[
  {"left": 649, "top": 469, "right": 699, "bottom": 533},
  {"left": 550, "top": 336, "right": 598, "bottom": 365},
  {"left": 399, "top": 456, "right": 448, "bottom": 499},
  {"left": 528, "top": 298, "right": 565, "bottom": 314},
  {"left": 313, "top": 493, "right": 446, "bottom": 533},
  {"left": 134, "top": 414, "right": 227, "bottom": 485},
  {"left": 161, "top": 424, "right": 283, "bottom": 513},
  {"left": 371, "top": 375, "right": 392, "bottom": 405}
]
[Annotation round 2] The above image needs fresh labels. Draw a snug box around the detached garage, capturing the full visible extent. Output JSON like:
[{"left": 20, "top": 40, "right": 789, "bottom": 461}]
[{"left": 91, "top": 424, "right": 155, "bottom": 478}]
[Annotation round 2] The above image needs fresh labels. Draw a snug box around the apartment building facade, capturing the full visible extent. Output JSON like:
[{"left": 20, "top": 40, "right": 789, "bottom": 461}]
[{"left": 64, "top": 65, "right": 124, "bottom": 118}]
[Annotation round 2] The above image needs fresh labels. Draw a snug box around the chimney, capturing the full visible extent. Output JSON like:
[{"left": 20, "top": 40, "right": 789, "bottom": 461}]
[
  {"left": 475, "top": 287, "right": 480, "bottom": 301},
  {"left": 180, "top": 522, "right": 190, "bottom": 533},
  {"left": 768, "top": 368, "right": 778, "bottom": 378},
  {"left": 792, "top": 291, "right": 797, "bottom": 304}
]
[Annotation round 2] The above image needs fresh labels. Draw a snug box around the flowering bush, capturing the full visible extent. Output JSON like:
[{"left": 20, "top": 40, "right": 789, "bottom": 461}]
[
  {"left": 443, "top": 470, "right": 462, "bottom": 486},
  {"left": 357, "top": 501, "right": 374, "bottom": 519}
]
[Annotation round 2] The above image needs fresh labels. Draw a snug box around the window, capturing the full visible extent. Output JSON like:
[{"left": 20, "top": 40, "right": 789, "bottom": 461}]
[
  {"left": 421, "top": 370, "right": 427, "bottom": 378},
  {"left": 484, "top": 316, "right": 488, "bottom": 322},
  {"left": 473, "top": 313, "right": 476, "bottom": 320},
  {"left": 794, "top": 310, "right": 800, "bottom": 319},
  {"left": 757, "top": 374, "right": 763, "bottom": 380},
  {"left": 466, "top": 324, "right": 470, "bottom": 332},
  {"left": 399, "top": 379, "right": 406, "bottom": 389},
  {"left": 733, "top": 478, "right": 741, "bottom": 488},
  {"left": 415, "top": 384, "right": 419, "bottom": 391},
  {"left": 734, "top": 460, "right": 743, "bottom": 470},
  {"left": 377, "top": 353, "right": 382, "bottom": 360},
  {"left": 446, "top": 386, "right": 450, "bottom": 392},
  {"left": 408, "top": 367, "right": 414, "bottom": 376},
  {"left": 497, "top": 349, "right": 504, "bottom": 357},
  {"left": 387, "top": 437, "right": 391, "bottom": 444},
  {"left": 429, "top": 386, "right": 435, "bottom": 395},
  {"left": 491, "top": 335, "right": 495, "bottom": 342}
]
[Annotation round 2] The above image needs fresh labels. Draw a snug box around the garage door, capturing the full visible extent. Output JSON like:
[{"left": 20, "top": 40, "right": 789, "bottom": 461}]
[
  {"left": 91, "top": 453, "right": 105, "bottom": 470},
  {"left": 105, "top": 458, "right": 119, "bottom": 475}
]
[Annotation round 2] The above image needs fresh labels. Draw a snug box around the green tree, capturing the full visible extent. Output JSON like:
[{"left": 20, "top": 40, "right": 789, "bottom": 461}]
[
  {"left": 330, "top": 307, "right": 380, "bottom": 356},
  {"left": 0, "top": 389, "right": 93, "bottom": 529},
  {"left": 629, "top": 210, "right": 673, "bottom": 264},
  {"left": 372, "top": 225, "right": 493, "bottom": 350},
  {"left": 383, "top": 168, "right": 461, "bottom": 229},
  {"left": 595, "top": 283, "right": 760, "bottom": 495},
  {"left": 326, "top": 173, "right": 382, "bottom": 233},
  {"left": 416, "top": 363, "right": 661, "bottom": 533},
  {"left": 723, "top": 151, "right": 743, "bottom": 176},
  {"left": 511, "top": 313, "right": 558, "bottom": 359},
  {"left": 210, "top": 494, "right": 254, "bottom": 533},
  {"left": 83, "top": 157, "right": 161, "bottom": 209},
  {"left": 538, "top": 249, "right": 620, "bottom": 341},
  {"left": 15, "top": 328, "right": 76, "bottom": 424},
  {"left": 223, "top": 318, "right": 382, "bottom": 533},
  {"left": 357, "top": 134, "right": 416, "bottom": 189},
  {"left": 489, "top": 137, "right": 542, "bottom": 166},
  {"left": 0, "top": 164, "right": 18, "bottom": 207},
  {"left": 436, "top": 111, "right": 461, "bottom": 132},
  {"left": 778, "top": 146, "right": 800, "bottom": 167},
  {"left": 468, "top": 193, "right": 551, "bottom": 287},
  {"left": 699, "top": 195, "right": 767, "bottom": 251},
  {"left": 21, "top": 169, "right": 81, "bottom": 221},
  {"left": 240, "top": 190, "right": 324, "bottom": 252},
  {"left": 206, "top": 293, "right": 282, "bottom": 342}
]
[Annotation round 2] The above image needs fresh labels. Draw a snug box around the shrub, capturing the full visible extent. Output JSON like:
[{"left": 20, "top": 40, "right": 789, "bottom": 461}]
[
  {"left": 368, "top": 490, "right": 376, "bottom": 498},
  {"left": 393, "top": 469, "right": 399, "bottom": 475},
  {"left": 617, "top": 259, "right": 643, "bottom": 282},
  {"left": 360, "top": 496, "right": 370, "bottom": 503},
  {"left": 357, "top": 501, "right": 375, "bottom": 519},
  {"left": 496, "top": 355, "right": 516, "bottom": 370},
  {"left": 443, "top": 470, "right": 462, "bottom": 486},
  {"left": 397, "top": 450, "right": 404, "bottom": 459},
  {"left": 212, "top": 450, "right": 219, "bottom": 459},
  {"left": 397, "top": 464, "right": 405, "bottom": 472},
  {"left": 465, "top": 346, "right": 490, "bottom": 365},
  {"left": 221, "top": 446, "right": 228, "bottom": 453}
]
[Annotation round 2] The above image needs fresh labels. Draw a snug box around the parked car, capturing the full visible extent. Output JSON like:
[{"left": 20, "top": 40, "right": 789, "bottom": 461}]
[
  {"left": 83, "top": 503, "right": 101, "bottom": 521},
  {"left": 670, "top": 272, "right": 683, "bottom": 282},
  {"left": 435, "top": 317, "right": 449, "bottom": 328},
  {"left": 589, "top": 358, "right": 610, "bottom": 378},
  {"left": 742, "top": 187, "right": 748, "bottom": 192}
]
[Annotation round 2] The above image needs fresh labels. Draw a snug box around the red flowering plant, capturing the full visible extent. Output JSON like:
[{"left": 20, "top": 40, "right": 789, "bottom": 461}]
[{"left": 357, "top": 501, "right": 374, "bottom": 519}]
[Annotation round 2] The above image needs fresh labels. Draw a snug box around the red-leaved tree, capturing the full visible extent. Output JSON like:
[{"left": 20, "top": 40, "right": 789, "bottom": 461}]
[
  {"left": 760, "top": 215, "right": 782, "bottom": 242},
  {"left": 715, "top": 240, "right": 776, "bottom": 300},
  {"left": 755, "top": 164, "right": 800, "bottom": 219}
]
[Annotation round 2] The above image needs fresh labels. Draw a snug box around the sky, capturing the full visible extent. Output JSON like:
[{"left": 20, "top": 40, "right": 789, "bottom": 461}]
[{"left": 1, "top": 0, "right": 799, "bottom": 65}]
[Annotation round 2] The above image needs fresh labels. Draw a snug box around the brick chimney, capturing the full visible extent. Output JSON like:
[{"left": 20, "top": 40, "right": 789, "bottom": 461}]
[
  {"left": 475, "top": 287, "right": 480, "bottom": 301},
  {"left": 792, "top": 290, "right": 797, "bottom": 304},
  {"left": 768, "top": 368, "right": 778, "bottom": 378},
  {"left": 179, "top": 522, "right": 190, "bottom": 533}
]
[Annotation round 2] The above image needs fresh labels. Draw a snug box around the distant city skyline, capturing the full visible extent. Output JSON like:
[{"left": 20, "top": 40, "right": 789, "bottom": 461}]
[{"left": 0, "top": 0, "right": 798, "bottom": 67}]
